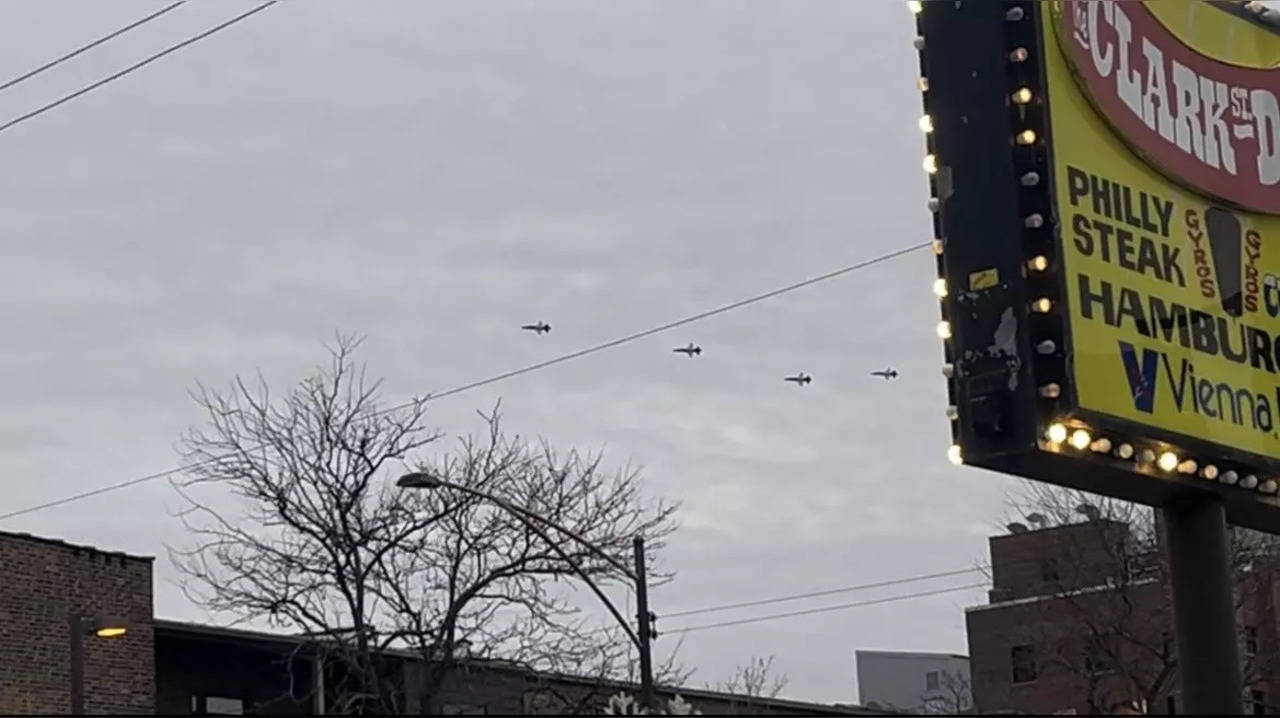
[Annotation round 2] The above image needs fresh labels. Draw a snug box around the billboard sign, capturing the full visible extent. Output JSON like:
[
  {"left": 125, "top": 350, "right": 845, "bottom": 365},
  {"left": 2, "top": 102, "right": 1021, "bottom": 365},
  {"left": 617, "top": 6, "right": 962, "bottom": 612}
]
[{"left": 915, "top": 0, "right": 1280, "bottom": 530}]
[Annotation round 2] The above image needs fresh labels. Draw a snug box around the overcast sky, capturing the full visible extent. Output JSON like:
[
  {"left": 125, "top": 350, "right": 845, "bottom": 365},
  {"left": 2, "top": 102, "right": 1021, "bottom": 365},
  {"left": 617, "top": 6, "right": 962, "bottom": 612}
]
[{"left": 0, "top": 0, "right": 1028, "bottom": 704}]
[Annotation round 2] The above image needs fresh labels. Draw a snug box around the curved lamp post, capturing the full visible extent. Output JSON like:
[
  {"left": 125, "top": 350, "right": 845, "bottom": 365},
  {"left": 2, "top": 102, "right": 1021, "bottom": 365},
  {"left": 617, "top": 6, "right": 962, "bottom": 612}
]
[
  {"left": 69, "top": 613, "right": 128, "bottom": 714},
  {"left": 396, "top": 471, "right": 656, "bottom": 709}
]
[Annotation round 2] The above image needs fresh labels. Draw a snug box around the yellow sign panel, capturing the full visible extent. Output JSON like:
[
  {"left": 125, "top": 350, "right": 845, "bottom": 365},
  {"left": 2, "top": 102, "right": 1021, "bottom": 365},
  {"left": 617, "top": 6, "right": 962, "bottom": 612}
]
[
  {"left": 969, "top": 268, "right": 1000, "bottom": 291},
  {"left": 1044, "top": 2, "right": 1280, "bottom": 460}
]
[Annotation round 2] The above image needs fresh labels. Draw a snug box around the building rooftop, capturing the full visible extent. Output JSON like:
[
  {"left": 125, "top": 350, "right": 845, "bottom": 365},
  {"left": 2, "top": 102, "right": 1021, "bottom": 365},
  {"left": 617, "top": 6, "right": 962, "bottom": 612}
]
[
  {"left": 855, "top": 649, "right": 968, "bottom": 661},
  {"left": 0, "top": 528, "right": 153, "bottom": 563}
]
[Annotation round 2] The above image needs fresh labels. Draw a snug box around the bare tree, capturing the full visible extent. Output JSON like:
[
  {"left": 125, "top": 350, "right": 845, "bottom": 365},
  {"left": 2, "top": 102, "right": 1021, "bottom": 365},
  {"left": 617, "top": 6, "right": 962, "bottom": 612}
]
[
  {"left": 702, "top": 655, "right": 788, "bottom": 715},
  {"left": 169, "top": 334, "right": 678, "bottom": 713},
  {"left": 995, "top": 482, "right": 1280, "bottom": 714},
  {"left": 920, "top": 670, "right": 972, "bottom": 715}
]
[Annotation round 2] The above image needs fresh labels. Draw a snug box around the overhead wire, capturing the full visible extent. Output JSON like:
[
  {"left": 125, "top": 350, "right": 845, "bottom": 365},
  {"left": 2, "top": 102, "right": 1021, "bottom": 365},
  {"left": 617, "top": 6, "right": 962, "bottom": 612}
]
[
  {"left": 0, "top": 241, "right": 930, "bottom": 522},
  {"left": 0, "top": 1, "right": 187, "bottom": 93},
  {"left": 0, "top": 1, "right": 277, "bottom": 136}
]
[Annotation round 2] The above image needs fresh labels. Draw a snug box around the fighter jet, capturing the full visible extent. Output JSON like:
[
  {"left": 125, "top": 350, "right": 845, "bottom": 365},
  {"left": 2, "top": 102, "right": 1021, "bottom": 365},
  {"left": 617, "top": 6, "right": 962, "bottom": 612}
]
[
  {"left": 673, "top": 343, "right": 702, "bottom": 357},
  {"left": 784, "top": 372, "right": 812, "bottom": 386},
  {"left": 521, "top": 322, "right": 551, "bottom": 335},
  {"left": 871, "top": 368, "right": 899, "bottom": 381}
]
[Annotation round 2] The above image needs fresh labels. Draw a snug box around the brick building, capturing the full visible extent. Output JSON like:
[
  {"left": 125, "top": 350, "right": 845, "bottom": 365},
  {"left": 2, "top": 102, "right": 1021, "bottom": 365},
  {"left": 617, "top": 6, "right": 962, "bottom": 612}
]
[
  {"left": 0, "top": 529, "right": 882, "bottom": 715},
  {"left": 965, "top": 515, "right": 1279, "bottom": 715}
]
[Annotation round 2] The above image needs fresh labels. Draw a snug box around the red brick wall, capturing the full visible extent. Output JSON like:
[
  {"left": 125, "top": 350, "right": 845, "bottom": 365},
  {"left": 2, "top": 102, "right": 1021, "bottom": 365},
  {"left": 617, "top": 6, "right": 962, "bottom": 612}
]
[{"left": 0, "top": 532, "right": 155, "bottom": 714}]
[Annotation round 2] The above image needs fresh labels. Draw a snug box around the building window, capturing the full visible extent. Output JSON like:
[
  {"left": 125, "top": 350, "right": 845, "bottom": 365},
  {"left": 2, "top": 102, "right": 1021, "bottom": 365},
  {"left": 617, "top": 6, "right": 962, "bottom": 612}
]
[
  {"left": 1252, "top": 690, "right": 1266, "bottom": 716},
  {"left": 1011, "top": 644, "right": 1037, "bottom": 684},
  {"left": 1245, "top": 626, "right": 1258, "bottom": 656},
  {"left": 1166, "top": 695, "right": 1177, "bottom": 715},
  {"left": 190, "top": 696, "right": 244, "bottom": 716},
  {"left": 925, "top": 671, "right": 939, "bottom": 691},
  {"left": 1041, "top": 557, "right": 1060, "bottom": 582}
]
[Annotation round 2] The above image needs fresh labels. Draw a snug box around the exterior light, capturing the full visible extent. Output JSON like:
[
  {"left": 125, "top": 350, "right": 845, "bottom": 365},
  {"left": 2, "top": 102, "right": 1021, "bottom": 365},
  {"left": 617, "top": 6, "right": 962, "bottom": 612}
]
[
  {"left": 1009, "top": 47, "right": 1029, "bottom": 62},
  {"left": 919, "top": 114, "right": 934, "bottom": 133},
  {"left": 947, "top": 444, "right": 963, "bottom": 465},
  {"left": 1031, "top": 297, "right": 1053, "bottom": 313},
  {"left": 1027, "top": 255, "right": 1049, "bottom": 271},
  {"left": 1090, "top": 438, "right": 1112, "bottom": 454},
  {"left": 1177, "top": 459, "right": 1198, "bottom": 475},
  {"left": 1261, "top": 480, "right": 1278, "bottom": 494},
  {"left": 1015, "top": 129, "right": 1037, "bottom": 145},
  {"left": 1047, "top": 423, "right": 1068, "bottom": 444},
  {"left": 914, "top": 36, "right": 926, "bottom": 50},
  {"left": 1024, "top": 213, "right": 1044, "bottom": 228},
  {"left": 936, "top": 321, "right": 952, "bottom": 339},
  {"left": 1039, "top": 383, "right": 1061, "bottom": 398},
  {"left": 1242, "top": 475, "right": 1260, "bottom": 490},
  {"left": 1069, "top": 429, "right": 1091, "bottom": 450},
  {"left": 945, "top": 405, "right": 959, "bottom": 421},
  {"left": 1158, "top": 452, "right": 1179, "bottom": 472},
  {"left": 917, "top": 77, "right": 929, "bottom": 92},
  {"left": 932, "top": 239, "right": 944, "bottom": 255},
  {"left": 908, "top": 1, "right": 923, "bottom": 14},
  {"left": 923, "top": 154, "right": 938, "bottom": 174},
  {"left": 1116, "top": 443, "right": 1135, "bottom": 459},
  {"left": 1006, "top": 6, "right": 1025, "bottom": 21},
  {"left": 1011, "top": 87, "right": 1033, "bottom": 104},
  {"left": 929, "top": 197, "right": 941, "bottom": 212},
  {"left": 95, "top": 626, "right": 128, "bottom": 639},
  {"left": 933, "top": 278, "right": 947, "bottom": 297},
  {"left": 1221, "top": 470, "right": 1240, "bottom": 485},
  {"left": 1035, "top": 339, "right": 1056, "bottom": 354},
  {"left": 1020, "top": 171, "right": 1041, "bottom": 187},
  {"left": 1201, "top": 465, "right": 1220, "bottom": 481},
  {"left": 942, "top": 363, "right": 955, "bottom": 378}
]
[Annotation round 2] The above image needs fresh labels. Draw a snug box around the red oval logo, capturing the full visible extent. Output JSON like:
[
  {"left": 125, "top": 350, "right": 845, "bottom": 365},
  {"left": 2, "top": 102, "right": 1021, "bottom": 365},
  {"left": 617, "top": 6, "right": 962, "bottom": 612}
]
[{"left": 1056, "top": 1, "right": 1280, "bottom": 215}]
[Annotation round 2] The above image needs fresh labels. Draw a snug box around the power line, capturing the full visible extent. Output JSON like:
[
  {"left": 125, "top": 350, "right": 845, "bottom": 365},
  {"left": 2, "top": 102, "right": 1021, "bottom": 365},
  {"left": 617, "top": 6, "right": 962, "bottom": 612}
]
[
  {"left": 666, "top": 583, "right": 989, "bottom": 635},
  {"left": 0, "top": 241, "right": 929, "bottom": 522},
  {"left": 660, "top": 567, "right": 986, "bottom": 619},
  {"left": 0, "top": 1, "right": 276, "bottom": 136},
  {"left": 0, "top": 1, "right": 187, "bottom": 94}
]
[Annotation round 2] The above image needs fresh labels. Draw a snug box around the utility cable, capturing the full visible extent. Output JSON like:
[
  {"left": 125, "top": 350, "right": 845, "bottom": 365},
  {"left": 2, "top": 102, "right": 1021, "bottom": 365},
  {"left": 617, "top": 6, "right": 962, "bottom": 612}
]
[
  {"left": 0, "top": 1, "right": 276, "bottom": 136},
  {"left": 0, "top": 241, "right": 929, "bottom": 522},
  {"left": 0, "top": 2, "right": 187, "bottom": 93}
]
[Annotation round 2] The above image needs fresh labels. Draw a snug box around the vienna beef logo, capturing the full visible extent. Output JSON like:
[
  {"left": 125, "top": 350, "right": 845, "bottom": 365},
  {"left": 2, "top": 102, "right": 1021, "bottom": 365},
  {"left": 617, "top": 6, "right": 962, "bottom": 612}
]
[{"left": 1060, "top": 1, "right": 1280, "bottom": 215}]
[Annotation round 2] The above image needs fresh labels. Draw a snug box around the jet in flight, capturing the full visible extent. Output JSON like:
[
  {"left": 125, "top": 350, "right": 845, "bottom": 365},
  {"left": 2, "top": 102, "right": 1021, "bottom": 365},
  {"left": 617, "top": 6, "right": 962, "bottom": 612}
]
[
  {"left": 870, "top": 368, "right": 899, "bottom": 380},
  {"left": 673, "top": 343, "right": 702, "bottom": 357},
  {"left": 521, "top": 322, "right": 551, "bottom": 335},
  {"left": 784, "top": 372, "right": 812, "bottom": 386}
]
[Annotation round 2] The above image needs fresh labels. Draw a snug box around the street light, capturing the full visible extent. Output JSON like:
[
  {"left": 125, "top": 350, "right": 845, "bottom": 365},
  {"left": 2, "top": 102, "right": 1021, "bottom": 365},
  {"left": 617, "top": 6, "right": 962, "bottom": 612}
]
[
  {"left": 396, "top": 471, "right": 658, "bottom": 710},
  {"left": 70, "top": 613, "right": 128, "bottom": 714}
]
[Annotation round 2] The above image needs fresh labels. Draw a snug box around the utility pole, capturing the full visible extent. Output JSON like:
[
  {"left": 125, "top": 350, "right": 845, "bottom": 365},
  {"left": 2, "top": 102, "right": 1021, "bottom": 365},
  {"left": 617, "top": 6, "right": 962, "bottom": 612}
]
[{"left": 633, "top": 535, "right": 656, "bottom": 712}]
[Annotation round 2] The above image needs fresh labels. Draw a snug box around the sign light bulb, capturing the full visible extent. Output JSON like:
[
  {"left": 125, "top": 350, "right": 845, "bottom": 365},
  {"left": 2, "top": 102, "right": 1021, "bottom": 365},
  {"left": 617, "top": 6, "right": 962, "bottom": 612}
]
[
  {"left": 917, "top": 77, "right": 929, "bottom": 92},
  {"left": 1069, "top": 429, "right": 1091, "bottom": 450},
  {"left": 1221, "top": 470, "right": 1239, "bottom": 485},
  {"left": 1177, "top": 459, "right": 1198, "bottom": 475},
  {"left": 1116, "top": 443, "right": 1135, "bottom": 459},
  {"left": 929, "top": 197, "right": 941, "bottom": 212},
  {"left": 923, "top": 154, "right": 938, "bottom": 174},
  {"left": 1242, "top": 475, "right": 1260, "bottom": 490},
  {"left": 1015, "top": 129, "right": 1038, "bottom": 145},
  {"left": 1031, "top": 297, "right": 1053, "bottom": 313},
  {"left": 945, "top": 405, "right": 959, "bottom": 421},
  {"left": 1012, "top": 87, "right": 1033, "bottom": 104},
  {"left": 936, "top": 321, "right": 952, "bottom": 339},
  {"left": 942, "top": 363, "right": 954, "bottom": 378},
  {"left": 1028, "top": 255, "right": 1049, "bottom": 271},
  {"left": 1020, "top": 171, "right": 1041, "bottom": 187},
  {"left": 914, "top": 36, "right": 926, "bottom": 50},
  {"left": 1261, "top": 480, "right": 1278, "bottom": 495},
  {"left": 1141, "top": 449, "right": 1157, "bottom": 464},
  {"left": 933, "top": 278, "right": 948, "bottom": 298},
  {"left": 1201, "top": 465, "right": 1219, "bottom": 481},
  {"left": 1024, "top": 213, "right": 1044, "bottom": 228},
  {"left": 1158, "top": 452, "right": 1179, "bottom": 472},
  {"left": 1009, "top": 47, "right": 1029, "bottom": 62},
  {"left": 932, "top": 239, "right": 944, "bottom": 255},
  {"left": 1039, "top": 383, "right": 1061, "bottom": 398},
  {"left": 947, "top": 444, "right": 963, "bottom": 465},
  {"left": 1036, "top": 339, "right": 1056, "bottom": 355},
  {"left": 908, "top": 1, "right": 923, "bottom": 14},
  {"left": 919, "top": 114, "right": 934, "bottom": 133},
  {"left": 1047, "top": 423, "right": 1068, "bottom": 444},
  {"left": 1090, "top": 438, "right": 1112, "bottom": 454},
  {"left": 1006, "top": 6, "right": 1025, "bottom": 21}
]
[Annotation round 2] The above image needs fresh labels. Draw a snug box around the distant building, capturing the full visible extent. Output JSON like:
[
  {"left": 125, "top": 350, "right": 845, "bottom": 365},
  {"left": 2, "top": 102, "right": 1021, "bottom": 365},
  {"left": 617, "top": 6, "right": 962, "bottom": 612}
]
[
  {"left": 855, "top": 650, "right": 971, "bottom": 714},
  {"left": 0, "top": 529, "right": 882, "bottom": 715}
]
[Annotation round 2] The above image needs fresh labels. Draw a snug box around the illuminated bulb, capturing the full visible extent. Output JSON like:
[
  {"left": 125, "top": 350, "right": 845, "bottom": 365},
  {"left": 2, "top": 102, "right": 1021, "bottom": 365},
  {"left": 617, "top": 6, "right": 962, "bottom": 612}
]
[
  {"left": 1069, "top": 429, "right": 1091, "bottom": 450},
  {"left": 1177, "top": 459, "right": 1198, "bottom": 475},
  {"left": 1201, "top": 465, "right": 1219, "bottom": 480},
  {"left": 1015, "top": 129, "right": 1037, "bottom": 145},
  {"left": 936, "top": 321, "right": 952, "bottom": 339},
  {"left": 1039, "top": 383, "right": 1061, "bottom": 398},
  {"left": 908, "top": 0, "right": 923, "bottom": 14},
  {"left": 1011, "top": 87, "right": 1033, "bottom": 104},
  {"left": 1031, "top": 297, "right": 1053, "bottom": 313},
  {"left": 1020, "top": 171, "right": 1041, "bottom": 187},
  {"left": 947, "top": 444, "right": 963, "bottom": 465},
  {"left": 1116, "top": 443, "right": 1135, "bottom": 459},
  {"left": 1046, "top": 423, "right": 1068, "bottom": 444},
  {"left": 1157, "top": 452, "right": 1179, "bottom": 472},
  {"left": 919, "top": 114, "right": 934, "bottom": 133},
  {"left": 1141, "top": 449, "right": 1156, "bottom": 464},
  {"left": 933, "top": 278, "right": 947, "bottom": 298},
  {"left": 1027, "top": 255, "right": 1049, "bottom": 271},
  {"left": 1220, "top": 470, "right": 1239, "bottom": 485},
  {"left": 914, "top": 36, "right": 926, "bottom": 50},
  {"left": 1009, "top": 47, "right": 1029, "bottom": 62},
  {"left": 929, "top": 197, "right": 941, "bottom": 212},
  {"left": 1036, "top": 339, "right": 1056, "bottom": 355},
  {"left": 917, "top": 77, "right": 929, "bottom": 92},
  {"left": 923, "top": 154, "right": 938, "bottom": 174},
  {"left": 942, "top": 363, "right": 954, "bottom": 378},
  {"left": 945, "top": 405, "right": 959, "bottom": 421},
  {"left": 1261, "top": 480, "right": 1278, "bottom": 494},
  {"left": 1024, "top": 213, "right": 1044, "bottom": 228},
  {"left": 932, "top": 239, "right": 944, "bottom": 255},
  {"left": 1242, "top": 475, "right": 1260, "bottom": 490},
  {"left": 1006, "top": 6, "right": 1025, "bottom": 21},
  {"left": 1090, "top": 438, "right": 1112, "bottom": 454}
]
